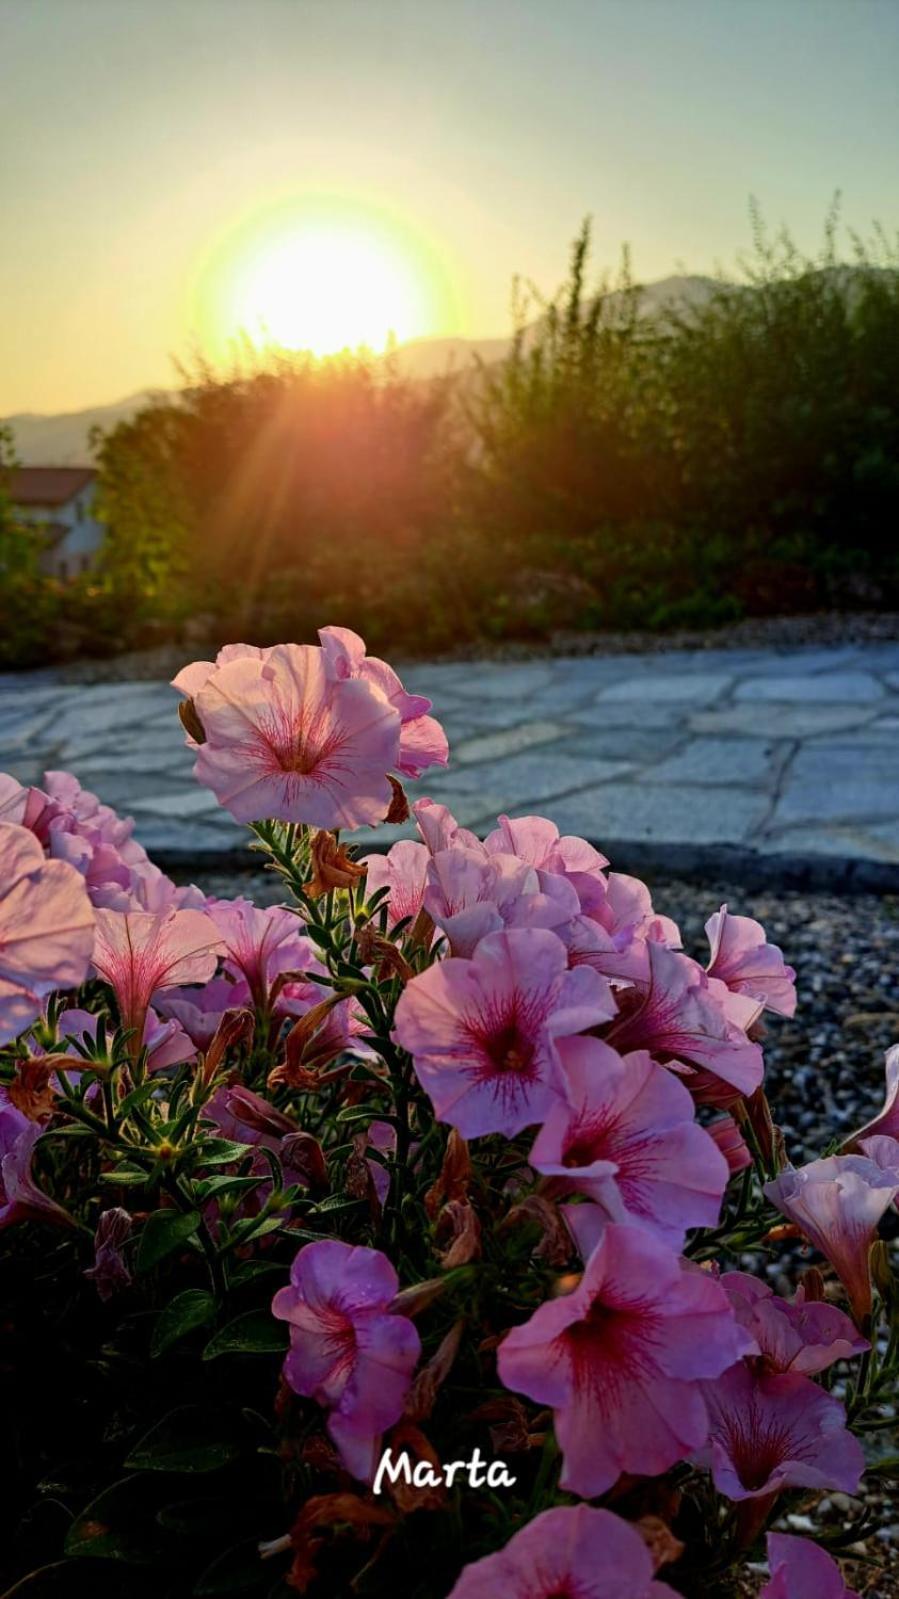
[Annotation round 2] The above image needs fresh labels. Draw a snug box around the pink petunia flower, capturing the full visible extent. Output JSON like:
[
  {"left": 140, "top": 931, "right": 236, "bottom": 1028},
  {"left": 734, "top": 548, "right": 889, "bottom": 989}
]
[
  {"left": 154, "top": 974, "right": 252, "bottom": 1051},
  {"left": 707, "top": 1114, "right": 753, "bottom": 1174},
  {"left": 765, "top": 1154, "right": 899, "bottom": 1324},
  {"left": 182, "top": 642, "right": 403, "bottom": 829},
  {"left": 761, "top": 1532, "right": 860, "bottom": 1599},
  {"left": 531, "top": 1037, "right": 729, "bottom": 1249},
  {"left": 0, "top": 821, "right": 94, "bottom": 1044},
  {"left": 483, "top": 814, "right": 609, "bottom": 918},
  {"left": 606, "top": 942, "right": 764, "bottom": 1101},
  {"left": 0, "top": 1092, "right": 72, "bottom": 1229},
  {"left": 272, "top": 1240, "right": 420, "bottom": 1481},
  {"left": 206, "top": 897, "right": 318, "bottom": 1012},
  {"left": 59, "top": 1005, "right": 196, "bottom": 1074},
  {"left": 700, "top": 1363, "right": 864, "bottom": 1500},
  {"left": 497, "top": 1222, "right": 750, "bottom": 1497},
  {"left": 0, "top": 773, "right": 28, "bottom": 823},
  {"left": 424, "top": 846, "right": 581, "bottom": 959},
  {"left": 362, "top": 840, "right": 430, "bottom": 927},
  {"left": 84, "top": 1207, "right": 133, "bottom": 1300},
  {"left": 393, "top": 928, "right": 615, "bottom": 1139},
  {"left": 447, "top": 1504, "right": 679, "bottom": 1599},
  {"left": 412, "top": 797, "right": 482, "bottom": 857},
  {"left": 705, "top": 904, "right": 797, "bottom": 1018},
  {"left": 92, "top": 907, "right": 223, "bottom": 1054},
  {"left": 318, "top": 625, "right": 448, "bottom": 779},
  {"left": 721, "top": 1272, "right": 868, "bottom": 1375},
  {"left": 845, "top": 1043, "right": 899, "bottom": 1150}
]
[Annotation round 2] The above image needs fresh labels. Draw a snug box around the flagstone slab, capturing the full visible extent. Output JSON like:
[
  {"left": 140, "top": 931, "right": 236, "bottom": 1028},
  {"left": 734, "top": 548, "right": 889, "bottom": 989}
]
[{"left": 1, "top": 638, "right": 898, "bottom": 884}]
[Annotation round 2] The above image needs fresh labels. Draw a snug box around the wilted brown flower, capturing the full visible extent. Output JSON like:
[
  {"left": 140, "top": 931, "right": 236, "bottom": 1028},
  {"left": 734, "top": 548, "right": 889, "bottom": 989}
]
[
  {"left": 306, "top": 830, "right": 367, "bottom": 899},
  {"left": 435, "top": 1199, "right": 482, "bottom": 1268},
  {"left": 385, "top": 775, "right": 410, "bottom": 825},
  {"left": 425, "top": 1128, "right": 472, "bottom": 1219}
]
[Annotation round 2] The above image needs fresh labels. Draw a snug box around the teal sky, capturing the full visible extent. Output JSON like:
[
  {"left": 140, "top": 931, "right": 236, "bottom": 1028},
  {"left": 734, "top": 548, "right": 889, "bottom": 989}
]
[{"left": 1, "top": 0, "right": 897, "bottom": 413}]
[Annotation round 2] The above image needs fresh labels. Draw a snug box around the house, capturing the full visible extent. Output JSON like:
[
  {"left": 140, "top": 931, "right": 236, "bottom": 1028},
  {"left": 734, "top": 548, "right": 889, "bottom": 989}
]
[{"left": 9, "top": 466, "right": 104, "bottom": 579}]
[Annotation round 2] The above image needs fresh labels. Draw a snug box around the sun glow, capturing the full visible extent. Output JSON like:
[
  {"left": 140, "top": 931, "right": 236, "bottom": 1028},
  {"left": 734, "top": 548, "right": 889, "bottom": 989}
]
[{"left": 201, "top": 200, "right": 449, "bottom": 358}]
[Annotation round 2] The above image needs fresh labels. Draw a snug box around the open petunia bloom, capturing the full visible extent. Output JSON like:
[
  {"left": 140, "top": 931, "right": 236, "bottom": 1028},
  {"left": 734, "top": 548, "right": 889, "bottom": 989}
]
[
  {"left": 92, "top": 907, "right": 223, "bottom": 1056},
  {"left": 180, "top": 642, "right": 404, "bottom": 830},
  {"left": 705, "top": 905, "right": 797, "bottom": 1018},
  {"left": 272, "top": 1240, "right": 420, "bottom": 1481},
  {"left": 700, "top": 1363, "right": 864, "bottom": 1501},
  {"left": 412, "top": 797, "right": 482, "bottom": 857},
  {"left": 393, "top": 928, "right": 615, "bottom": 1139},
  {"left": 606, "top": 942, "right": 763, "bottom": 1103},
  {"left": 58, "top": 1005, "right": 196, "bottom": 1074},
  {"left": 206, "top": 898, "right": 318, "bottom": 1013},
  {"left": 0, "top": 1092, "right": 72, "bottom": 1229},
  {"left": 497, "top": 1222, "right": 751, "bottom": 1497},
  {"left": 447, "top": 1504, "right": 679, "bottom": 1599},
  {"left": 721, "top": 1272, "right": 868, "bottom": 1375},
  {"left": 483, "top": 814, "right": 609, "bottom": 918},
  {"left": 362, "top": 840, "right": 430, "bottom": 928},
  {"left": 844, "top": 1043, "right": 899, "bottom": 1150},
  {"left": 424, "top": 846, "right": 581, "bottom": 959},
  {"left": 531, "top": 1038, "right": 729, "bottom": 1249},
  {"left": 765, "top": 1154, "right": 899, "bottom": 1325},
  {"left": 0, "top": 821, "right": 95, "bottom": 1045},
  {"left": 761, "top": 1533, "right": 860, "bottom": 1599},
  {"left": 154, "top": 974, "right": 252, "bottom": 1051},
  {"left": 318, "top": 625, "right": 448, "bottom": 780}
]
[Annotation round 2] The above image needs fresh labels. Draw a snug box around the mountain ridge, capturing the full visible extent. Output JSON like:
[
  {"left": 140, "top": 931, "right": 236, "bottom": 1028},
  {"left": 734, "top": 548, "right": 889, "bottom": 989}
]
[{"left": 3, "top": 273, "right": 722, "bottom": 464}]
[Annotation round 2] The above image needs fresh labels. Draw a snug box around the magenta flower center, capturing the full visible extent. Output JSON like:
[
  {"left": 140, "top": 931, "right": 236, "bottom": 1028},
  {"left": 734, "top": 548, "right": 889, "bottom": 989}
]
[{"left": 721, "top": 1409, "right": 795, "bottom": 1491}]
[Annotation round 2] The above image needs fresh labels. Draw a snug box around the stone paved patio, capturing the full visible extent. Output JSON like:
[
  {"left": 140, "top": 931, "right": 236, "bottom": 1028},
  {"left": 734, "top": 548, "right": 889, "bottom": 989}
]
[{"left": 1, "top": 641, "right": 898, "bottom": 886}]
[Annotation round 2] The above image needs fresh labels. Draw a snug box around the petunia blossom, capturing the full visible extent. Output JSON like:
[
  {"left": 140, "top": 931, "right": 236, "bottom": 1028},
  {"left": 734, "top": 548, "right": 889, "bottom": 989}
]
[
  {"left": 0, "top": 1092, "right": 72, "bottom": 1229},
  {"left": 58, "top": 1005, "right": 196, "bottom": 1074},
  {"left": 700, "top": 1363, "right": 864, "bottom": 1500},
  {"left": 765, "top": 1154, "right": 899, "bottom": 1324},
  {"left": 183, "top": 642, "right": 403, "bottom": 830},
  {"left": 447, "top": 1504, "right": 679, "bottom": 1599},
  {"left": 154, "top": 974, "right": 252, "bottom": 1051},
  {"left": 92, "top": 907, "right": 223, "bottom": 1054},
  {"left": 844, "top": 1043, "right": 899, "bottom": 1150},
  {"left": 393, "top": 928, "right": 615, "bottom": 1139},
  {"left": 497, "top": 1222, "right": 751, "bottom": 1497},
  {"left": 606, "top": 941, "right": 764, "bottom": 1101},
  {"left": 531, "top": 1038, "right": 729, "bottom": 1249},
  {"left": 705, "top": 904, "right": 797, "bottom": 1017},
  {"left": 424, "top": 846, "right": 581, "bottom": 959},
  {"left": 483, "top": 814, "right": 609, "bottom": 918},
  {"left": 761, "top": 1533, "right": 860, "bottom": 1599},
  {"left": 721, "top": 1272, "right": 868, "bottom": 1375},
  {"left": 206, "top": 897, "right": 318, "bottom": 1012},
  {"left": 318, "top": 625, "right": 448, "bottom": 779},
  {"left": 412, "top": 797, "right": 482, "bottom": 857},
  {"left": 0, "top": 821, "right": 95, "bottom": 1044},
  {"left": 362, "top": 840, "right": 430, "bottom": 928},
  {"left": 272, "top": 1240, "right": 420, "bottom": 1481}
]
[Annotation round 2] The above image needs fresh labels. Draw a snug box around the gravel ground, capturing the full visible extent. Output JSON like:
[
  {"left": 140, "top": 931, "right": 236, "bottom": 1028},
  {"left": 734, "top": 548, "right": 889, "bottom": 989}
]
[{"left": 19, "top": 610, "right": 899, "bottom": 684}]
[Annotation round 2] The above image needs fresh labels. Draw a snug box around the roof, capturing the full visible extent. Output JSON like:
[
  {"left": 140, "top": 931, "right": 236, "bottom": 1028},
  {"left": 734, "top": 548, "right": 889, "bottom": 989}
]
[{"left": 9, "top": 466, "right": 96, "bottom": 507}]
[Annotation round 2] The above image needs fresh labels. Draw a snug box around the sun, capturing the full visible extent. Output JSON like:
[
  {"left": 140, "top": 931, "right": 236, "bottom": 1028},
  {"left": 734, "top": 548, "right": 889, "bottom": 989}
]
[{"left": 220, "top": 210, "right": 434, "bottom": 356}]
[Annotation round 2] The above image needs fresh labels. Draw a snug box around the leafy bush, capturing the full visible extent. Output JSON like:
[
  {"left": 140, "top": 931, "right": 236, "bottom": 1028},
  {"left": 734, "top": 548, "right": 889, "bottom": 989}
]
[{"left": 1, "top": 627, "right": 897, "bottom": 1597}]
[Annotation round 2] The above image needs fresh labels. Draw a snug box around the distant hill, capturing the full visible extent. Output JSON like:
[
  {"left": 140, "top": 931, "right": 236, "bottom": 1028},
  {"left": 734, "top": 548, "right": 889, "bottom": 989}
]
[{"left": 4, "top": 275, "right": 722, "bottom": 464}]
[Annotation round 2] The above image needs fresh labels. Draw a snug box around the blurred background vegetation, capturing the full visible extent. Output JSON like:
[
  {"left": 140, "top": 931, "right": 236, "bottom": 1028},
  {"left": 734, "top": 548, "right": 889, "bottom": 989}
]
[{"left": 2, "top": 209, "right": 898, "bottom": 667}]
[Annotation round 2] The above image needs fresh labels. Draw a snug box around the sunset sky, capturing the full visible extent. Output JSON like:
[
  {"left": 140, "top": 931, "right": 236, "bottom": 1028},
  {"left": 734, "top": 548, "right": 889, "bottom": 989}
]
[{"left": 2, "top": 0, "right": 898, "bottom": 415}]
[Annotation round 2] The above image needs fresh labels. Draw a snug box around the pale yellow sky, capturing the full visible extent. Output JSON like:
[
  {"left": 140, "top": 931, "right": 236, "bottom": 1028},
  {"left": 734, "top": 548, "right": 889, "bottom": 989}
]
[{"left": 2, "top": 0, "right": 897, "bottom": 415}]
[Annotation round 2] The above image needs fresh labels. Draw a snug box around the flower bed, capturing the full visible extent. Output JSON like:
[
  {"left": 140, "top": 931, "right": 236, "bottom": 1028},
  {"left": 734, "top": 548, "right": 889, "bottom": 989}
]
[{"left": 1, "top": 625, "right": 897, "bottom": 1598}]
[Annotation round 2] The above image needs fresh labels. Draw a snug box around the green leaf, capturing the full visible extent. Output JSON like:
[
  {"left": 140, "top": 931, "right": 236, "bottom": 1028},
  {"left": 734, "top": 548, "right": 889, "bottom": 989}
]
[
  {"left": 194, "top": 1138, "right": 255, "bottom": 1166},
  {"left": 151, "top": 1288, "right": 216, "bottom": 1358},
  {"left": 195, "top": 1174, "right": 263, "bottom": 1204},
  {"left": 98, "top": 1164, "right": 148, "bottom": 1187},
  {"left": 125, "top": 1406, "right": 243, "bottom": 1473},
  {"left": 65, "top": 1476, "right": 161, "bottom": 1563},
  {"left": 136, "top": 1208, "right": 200, "bottom": 1272},
  {"left": 202, "top": 1311, "right": 288, "bottom": 1362},
  {"left": 194, "top": 1539, "right": 271, "bottom": 1595},
  {"left": 228, "top": 1259, "right": 289, "bottom": 1288}
]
